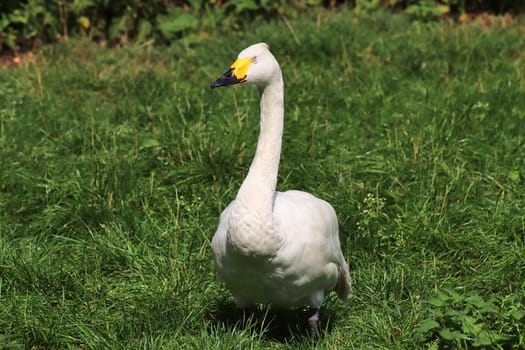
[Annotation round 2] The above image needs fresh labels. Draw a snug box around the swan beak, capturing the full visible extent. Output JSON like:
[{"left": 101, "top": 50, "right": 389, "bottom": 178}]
[
  {"left": 211, "top": 57, "right": 253, "bottom": 89},
  {"left": 210, "top": 68, "right": 239, "bottom": 89}
]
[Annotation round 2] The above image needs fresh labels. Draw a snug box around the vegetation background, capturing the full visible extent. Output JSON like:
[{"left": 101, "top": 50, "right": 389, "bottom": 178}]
[
  {"left": 1, "top": 0, "right": 524, "bottom": 349},
  {"left": 1, "top": 0, "right": 525, "bottom": 53}
]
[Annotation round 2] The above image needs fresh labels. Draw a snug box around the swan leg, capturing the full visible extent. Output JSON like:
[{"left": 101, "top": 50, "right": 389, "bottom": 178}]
[{"left": 307, "top": 307, "right": 320, "bottom": 343}]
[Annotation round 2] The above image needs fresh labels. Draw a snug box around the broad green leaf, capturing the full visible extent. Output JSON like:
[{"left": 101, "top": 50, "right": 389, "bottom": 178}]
[
  {"left": 415, "top": 319, "right": 440, "bottom": 334},
  {"left": 511, "top": 309, "right": 525, "bottom": 320},
  {"left": 427, "top": 297, "right": 448, "bottom": 307},
  {"left": 184, "top": 32, "right": 205, "bottom": 45},
  {"left": 472, "top": 330, "right": 510, "bottom": 346},
  {"left": 141, "top": 138, "right": 160, "bottom": 148},
  {"left": 444, "top": 309, "right": 462, "bottom": 318},
  {"left": 507, "top": 169, "right": 520, "bottom": 182},
  {"left": 159, "top": 13, "right": 198, "bottom": 36},
  {"left": 472, "top": 331, "right": 494, "bottom": 347},
  {"left": 460, "top": 315, "right": 483, "bottom": 336},
  {"left": 447, "top": 289, "right": 465, "bottom": 304},
  {"left": 232, "top": 0, "right": 259, "bottom": 12},
  {"left": 439, "top": 328, "right": 468, "bottom": 340},
  {"left": 464, "top": 295, "right": 486, "bottom": 308},
  {"left": 0, "top": 15, "right": 10, "bottom": 30},
  {"left": 9, "top": 9, "right": 28, "bottom": 24}
]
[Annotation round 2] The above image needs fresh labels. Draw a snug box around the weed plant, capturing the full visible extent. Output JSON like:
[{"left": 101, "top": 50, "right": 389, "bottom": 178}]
[{"left": 1, "top": 10, "right": 524, "bottom": 349}]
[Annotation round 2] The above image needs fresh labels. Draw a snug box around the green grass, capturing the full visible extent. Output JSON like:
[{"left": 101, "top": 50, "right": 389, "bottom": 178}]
[{"left": 1, "top": 9, "right": 524, "bottom": 349}]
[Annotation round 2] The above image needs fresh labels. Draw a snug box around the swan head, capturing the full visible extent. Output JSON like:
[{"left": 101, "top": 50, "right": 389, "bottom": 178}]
[{"left": 211, "top": 42, "right": 281, "bottom": 89}]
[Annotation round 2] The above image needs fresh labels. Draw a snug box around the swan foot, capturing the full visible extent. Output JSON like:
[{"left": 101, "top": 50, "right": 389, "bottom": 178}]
[{"left": 307, "top": 308, "right": 320, "bottom": 343}]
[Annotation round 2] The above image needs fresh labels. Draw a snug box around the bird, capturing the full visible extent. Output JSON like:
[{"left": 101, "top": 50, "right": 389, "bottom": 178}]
[{"left": 210, "top": 42, "right": 352, "bottom": 341}]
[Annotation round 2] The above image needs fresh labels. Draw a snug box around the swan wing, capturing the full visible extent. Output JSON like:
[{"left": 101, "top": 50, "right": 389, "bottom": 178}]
[{"left": 272, "top": 190, "right": 352, "bottom": 303}]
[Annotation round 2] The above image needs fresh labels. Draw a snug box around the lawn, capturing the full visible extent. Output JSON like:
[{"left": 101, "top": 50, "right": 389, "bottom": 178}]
[{"left": 1, "top": 9, "right": 524, "bottom": 349}]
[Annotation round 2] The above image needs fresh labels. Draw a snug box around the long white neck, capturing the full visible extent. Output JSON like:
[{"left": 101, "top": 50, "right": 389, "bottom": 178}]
[{"left": 236, "top": 73, "right": 284, "bottom": 218}]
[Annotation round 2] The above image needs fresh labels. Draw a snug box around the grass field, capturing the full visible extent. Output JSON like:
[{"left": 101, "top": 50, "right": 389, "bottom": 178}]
[{"left": 1, "top": 9, "right": 524, "bottom": 349}]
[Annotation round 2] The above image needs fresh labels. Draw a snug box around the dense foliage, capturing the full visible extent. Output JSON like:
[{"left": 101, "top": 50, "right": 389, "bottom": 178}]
[{"left": 1, "top": 0, "right": 524, "bottom": 52}]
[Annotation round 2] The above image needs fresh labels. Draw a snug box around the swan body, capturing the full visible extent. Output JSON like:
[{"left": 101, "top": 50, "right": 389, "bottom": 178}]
[{"left": 210, "top": 43, "right": 351, "bottom": 339}]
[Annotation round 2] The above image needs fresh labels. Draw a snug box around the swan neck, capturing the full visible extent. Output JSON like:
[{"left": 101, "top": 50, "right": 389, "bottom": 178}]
[{"left": 237, "top": 76, "right": 284, "bottom": 215}]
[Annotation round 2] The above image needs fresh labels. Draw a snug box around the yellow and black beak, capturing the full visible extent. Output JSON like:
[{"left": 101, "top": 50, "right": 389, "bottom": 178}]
[{"left": 211, "top": 57, "right": 253, "bottom": 89}]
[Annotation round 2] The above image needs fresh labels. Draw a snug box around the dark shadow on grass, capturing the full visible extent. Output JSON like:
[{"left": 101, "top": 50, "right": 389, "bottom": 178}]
[{"left": 208, "top": 297, "right": 338, "bottom": 344}]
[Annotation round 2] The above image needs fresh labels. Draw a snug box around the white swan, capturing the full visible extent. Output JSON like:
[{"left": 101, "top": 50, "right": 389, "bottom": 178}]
[{"left": 210, "top": 43, "right": 352, "bottom": 340}]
